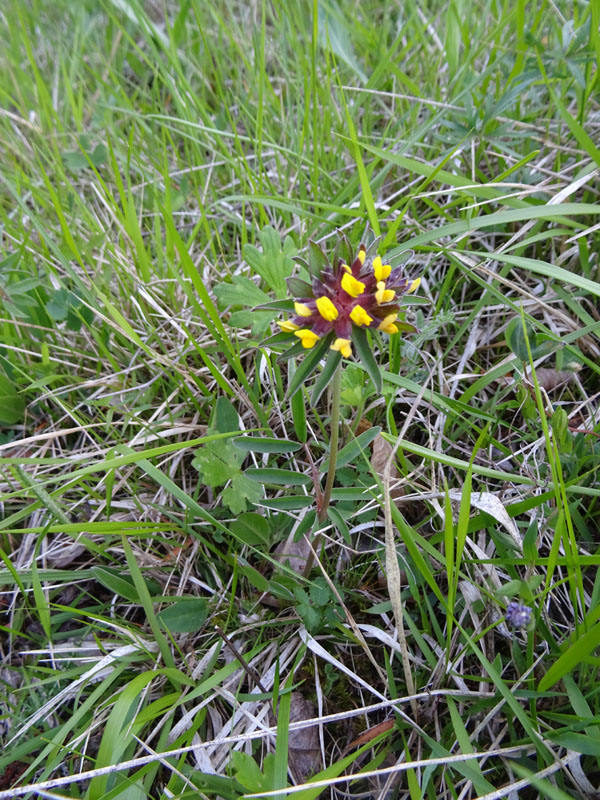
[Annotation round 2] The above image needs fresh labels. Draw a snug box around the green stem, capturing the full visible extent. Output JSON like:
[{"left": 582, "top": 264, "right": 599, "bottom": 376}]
[{"left": 303, "top": 362, "right": 342, "bottom": 577}]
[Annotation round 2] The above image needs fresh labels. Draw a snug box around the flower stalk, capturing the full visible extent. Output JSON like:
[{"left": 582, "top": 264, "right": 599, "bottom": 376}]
[{"left": 303, "top": 361, "right": 342, "bottom": 577}]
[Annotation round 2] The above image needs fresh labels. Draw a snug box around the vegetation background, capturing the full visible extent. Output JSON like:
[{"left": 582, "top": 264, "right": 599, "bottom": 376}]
[{"left": 0, "top": 0, "right": 599, "bottom": 798}]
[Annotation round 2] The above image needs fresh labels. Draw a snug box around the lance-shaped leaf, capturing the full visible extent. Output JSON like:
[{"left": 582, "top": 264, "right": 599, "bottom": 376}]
[
  {"left": 394, "top": 321, "right": 418, "bottom": 334},
  {"left": 252, "top": 298, "right": 295, "bottom": 312},
  {"left": 364, "top": 235, "right": 381, "bottom": 258},
  {"left": 234, "top": 436, "right": 302, "bottom": 454},
  {"left": 245, "top": 468, "right": 312, "bottom": 486},
  {"left": 277, "top": 339, "right": 307, "bottom": 362},
  {"left": 311, "top": 349, "right": 342, "bottom": 405},
  {"left": 260, "top": 331, "right": 297, "bottom": 347},
  {"left": 286, "top": 335, "right": 331, "bottom": 399},
  {"left": 321, "top": 426, "right": 382, "bottom": 473},
  {"left": 351, "top": 327, "right": 382, "bottom": 393},
  {"left": 260, "top": 495, "right": 314, "bottom": 510},
  {"left": 333, "top": 232, "right": 353, "bottom": 266},
  {"left": 308, "top": 240, "right": 329, "bottom": 278},
  {"left": 287, "top": 276, "right": 315, "bottom": 298}
]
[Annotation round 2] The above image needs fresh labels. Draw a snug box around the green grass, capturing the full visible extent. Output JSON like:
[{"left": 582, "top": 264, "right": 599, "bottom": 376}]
[{"left": 0, "top": 0, "right": 599, "bottom": 798}]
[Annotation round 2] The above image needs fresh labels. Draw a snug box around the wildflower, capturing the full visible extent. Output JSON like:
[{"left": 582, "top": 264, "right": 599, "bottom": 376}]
[
  {"left": 505, "top": 600, "right": 533, "bottom": 629},
  {"left": 277, "top": 242, "right": 420, "bottom": 360}
]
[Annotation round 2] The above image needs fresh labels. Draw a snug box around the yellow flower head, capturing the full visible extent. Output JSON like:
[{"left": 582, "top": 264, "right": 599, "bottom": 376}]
[
  {"left": 373, "top": 256, "right": 391, "bottom": 282},
  {"left": 294, "top": 302, "right": 313, "bottom": 317},
  {"left": 315, "top": 296, "right": 339, "bottom": 321},
  {"left": 341, "top": 271, "right": 365, "bottom": 298},
  {"left": 294, "top": 329, "right": 320, "bottom": 348},
  {"left": 378, "top": 313, "right": 398, "bottom": 334},
  {"left": 278, "top": 319, "right": 300, "bottom": 332},
  {"left": 375, "top": 281, "right": 395, "bottom": 305},
  {"left": 349, "top": 305, "right": 373, "bottom": 327},
  {"left": 331, "top": 338, "right": 352, "bottom": 358},
  {"left": 276, "top": 242, "right": 420, "bottom": 366}
]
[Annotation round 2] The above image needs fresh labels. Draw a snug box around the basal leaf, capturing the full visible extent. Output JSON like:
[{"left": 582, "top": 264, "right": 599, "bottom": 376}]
[{"left": 157, "top": 598, "right": 208, "bottom": 633}]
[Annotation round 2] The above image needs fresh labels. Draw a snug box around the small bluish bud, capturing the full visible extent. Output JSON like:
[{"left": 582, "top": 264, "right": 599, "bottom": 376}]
[{"left": 505, "top": 600, "right": 532, "bottom": 629}]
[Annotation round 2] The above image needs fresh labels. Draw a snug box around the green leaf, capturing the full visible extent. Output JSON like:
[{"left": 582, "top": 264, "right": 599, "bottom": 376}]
[
  {"left": 286, "top": 335, "right": 332, "bottom": 399},
  {"left": 244, "top": 468, "right": 312, "bottom": 486},
  {"left": 92, "top": 566, "right": 142, "bottom": 603},
  {"left": 243, "top": 226, "right": 294, "bottom": 296},
  {"left": 287, "top": 276, "right": 314, "bottom": 298},
  {"left": 481, "top": 250, "right": 600, "bottom": 299},
  {"left": 260, "top": 330, "right": 297, "bottom": 348},
  {"left": 234, "top": 436, "right": 302, "bottom": 454},
  {"left": 308, "top": 239, "right": 329, "bottom": 278},
  {"left": 340, "top": 363, "right": 373, "bottom": 407},
  {"left": 333, "top": 233, "right": 354, "bottom": 268},
  {"left": 157, "top": 598, "right": 208, "bottom": 633},
  {"left": 538, "top": 622, "right": 600, "bottom": 692},
  {"left": 193, "top": 440, "right": 241, "bottom": 487},
  {"left": 551, "top": 407, "right": 571, "bottom": 451},
  {"left": 291, "top": 367, "right": 307, "bottom": 443},
  {"left": 230, "top": 513, "right": 271, "bottom": 546},
  {"left": 238, "top": 561, "right": 270, "bottom": 593},
  {"left": 45, "top": 290, "right": 70, "bottom": 321},
  {"left": 222, "top": 473, "right": 263, "bottom": 514},
  {"left": 506, "top": 316, "right": 537, "bottom": 361},
  {"left": 231, "top": 751, "right": 266, "bottom": 793},
  {"left": 323, "top": 426, "right": 381, "bottom": 472},
  {"left": 295, "top": 598, "right": 322, "bottom": 634},
  {"left": 310, "top": 577, "right": 332, "bottom": 606},
  {"left": 259, "top": 226, "right": 295, "bottom": 295},
  {"left": 228, "top": 309, "right": 275, "bottom": 337},
  {"left": 311, "top": 349, "right": 342, "bottom": 405},
  {"left": 351, "top": 327, "right": 382, "bottom": 393},
  {"left": 215, "top": 396, "right": 240, "bottom": 433},
  {"left": 253, "top": 298, "right": 295, "bottom": 312},
  {"left": 259, "top": 495, "right": 313, "bottom": 510},
  {"left": 318, "top": 9, "right": 367, "bottom": 83},
  {"left": 63, "top": 140, "right": 107, "bottom": 171},
  {"left": 213, "top": 274, "right": 271, "bottom": 308},
  {"left": 327, "top": 506, "right": 352, "bottom": 545},
  {"left": 277, "top": 339, "right": 307, "bottom": 361},
  {"left": 0, "top": 373, "right": 25, "bottom": 425},
  {"left": 444, "top": 1, "right": 461, "bottom": 78}
]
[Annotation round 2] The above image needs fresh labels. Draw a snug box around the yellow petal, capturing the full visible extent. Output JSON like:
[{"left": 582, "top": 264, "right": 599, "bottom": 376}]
[
  {"left": 373, "top": 255, "right": 391, "bottom": 282},
  {"left": 349, "top": 305, "right": 373, "bottom": 327},
  {"left": 278, "top": 320, "right": 300, "bottom": 332},
  {"left": 315, "top": 296, "right": 339, "bottom": 321},
  {"left": 375, "top": 280, "right": 396, "bottom": 305},
  {"left": 331, "top": 338, "right": 352, "bottom": 358},
  {"left": 357, "top": 247, "right": 366, "bottom": 265},
  {"left": 378, "top": 313, "right": 398, "bottom": 334},
  {"left": 407, "top": 277, "right": 421, "bottom": 294},
  {"left": 341, "top": 271, "right": 365, "bottom": 298},
  {"left": 294, "top": 302, "right": 313, "bottom": 317},
  {"left": 294, "top": 329, "right": 320, "bottom": 348}
]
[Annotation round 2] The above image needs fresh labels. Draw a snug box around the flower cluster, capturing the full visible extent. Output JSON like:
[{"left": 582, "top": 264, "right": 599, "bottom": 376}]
[
  {"left": 277, "top": 244, "right": 420, "bottom": 359},
  {"left": 505, "top": 600, "right": 533, "bottom": 629}
]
